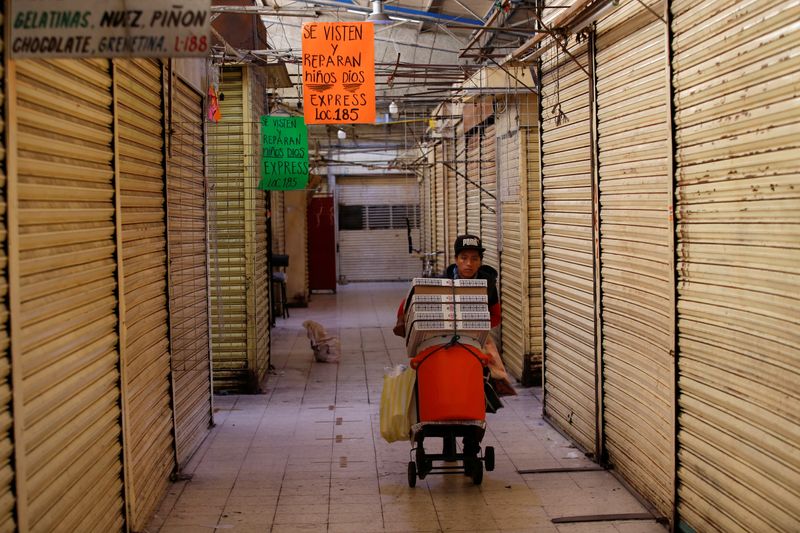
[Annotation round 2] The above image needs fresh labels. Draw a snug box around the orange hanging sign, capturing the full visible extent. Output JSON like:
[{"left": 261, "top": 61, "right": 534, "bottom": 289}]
[{"left": 302, "top": 22, "right": 376, "bottom": 124}]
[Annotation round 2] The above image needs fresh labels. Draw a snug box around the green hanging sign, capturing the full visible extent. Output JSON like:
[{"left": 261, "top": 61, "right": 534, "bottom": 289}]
[{"left": 259, "top": 115, "right": 309, "bottom": 190}]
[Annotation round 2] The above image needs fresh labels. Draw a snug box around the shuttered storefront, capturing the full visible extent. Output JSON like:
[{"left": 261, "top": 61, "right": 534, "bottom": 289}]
[
  {"left": 672, "top": 1, "right": 800, "bottom": 530},
  {"left": 524, "top": 115, "right": 543, "bottom": 380},
  {"left": 434, "top": 143, "right": 446, "bottom": 268},
  {"left": 480, "top": 122, "right": 499, "bottom": 269},
  {"left": 444, "top": 139, "right": 457, "bottom": 265},
  {"left": 595, "top": 1, "right": 673, "bottom": 519},
  {"left": 247, "top": 71, "right": 270, "bottom": 392},
  {"left": 456, "top": 130, "right": 467, "bottom": 235},
  {"left": 167, "top": 74, "right": 212, "bottom": 467},
  {"left": 271, "top": 191, "right": 286, "bottom": 254},
  {"left": 497, "top": 106, "right": 525, "bottom": 381},
  {"left": 208, "top": 67, "right": 269, "bottom": 392},
  {"left": 0, "top": 13, "right": 14, "bottom": 530},
  {"left": 115, "top": 58, "right": 174, "bottom": 531},
  {"left": 12, "top": 58, "right": 124, "bottom": 531},
  {"left": 421, "top": 166, "right": 432, "bottom": 254},
  {"left": 540, "top": 39, "right": 597, "bottom": 454},
  {"left": 466, "top": 131, "right": 481, "bottom": 238},
  {"left": 337, "top": 177, "right": 419, "bottom": 281}
]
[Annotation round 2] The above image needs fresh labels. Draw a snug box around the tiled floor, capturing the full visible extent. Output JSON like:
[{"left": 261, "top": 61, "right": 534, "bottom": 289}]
[{"left": 147, "top": 282, "right": 666, "bottom": 533}]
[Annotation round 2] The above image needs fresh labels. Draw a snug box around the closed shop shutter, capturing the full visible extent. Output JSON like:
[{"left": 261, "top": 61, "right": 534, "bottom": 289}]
[
  {"left": 525, "top": 122, "right": 543, "bottom": 378},
  {"left": 13, "top": 58, "right": 124, "bottom": 531},
  {"left": 540, "top": 38, "right": 597, "bottom": 454},
  {"left": 672, "top": 1, "right": 800, "bottom": 530},
  {"left": 246, "top": 70, "right": 269, "bottom": 390},
  {"left": 434, "top": 143, "right": 446, "bottom": 269},
  {"left": 445, "top": 139, "right": 458, "bottom": 265},
  {"left": 421, "top": 167, "right": 432, "bottom": 253},
  {"left": 497, "top": 112, "right": 525, "bottom": 381},
  {"left": 595, "top": 1, "right": 673, "bottom": 519},
  {"left": 208, "top": 67, "right": 249, "bottom": 391},
  {"left": 337, "top": 177, "right": 419, "bottom": 281},
  {"left": 480, "top": 123, "right": 499, "bottom": 268},
  {"left": 167, "top": 75, "right": 212, "bottom": 467},
  {"left": 271, "top": 191, "right": 286, "bottom": 254},
  {"left": 456, "top": 132, "right": 467, "bottom": 235},
  {"left": 0, "top": 12, "right": 14, "bottom": 530},
  {"left": 466, "top": 131, "right": 481, "bottom": 237},
  {"left": 115, "top": 58, "right": 173, "bottom": 531}
]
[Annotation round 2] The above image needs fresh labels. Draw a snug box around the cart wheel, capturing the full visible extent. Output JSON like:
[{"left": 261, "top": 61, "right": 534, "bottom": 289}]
[
  {"left": 470, "top": 459, "right": 483, "bottom": 485},
  {"left": 484, "top": 446, "right": 495, "bottom": 472},
  {"left": 407, "top": 461, "right": 417, "bottom": 488}
]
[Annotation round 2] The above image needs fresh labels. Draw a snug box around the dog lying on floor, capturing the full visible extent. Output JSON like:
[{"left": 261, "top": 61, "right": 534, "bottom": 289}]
[{"left": 302, "top": 320, "right": 341, "bottom": 363}]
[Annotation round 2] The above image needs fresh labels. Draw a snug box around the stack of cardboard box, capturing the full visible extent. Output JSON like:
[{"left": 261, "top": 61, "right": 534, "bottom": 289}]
[{"left": 403, "top": 278, "right": 491, "bottom": 356}]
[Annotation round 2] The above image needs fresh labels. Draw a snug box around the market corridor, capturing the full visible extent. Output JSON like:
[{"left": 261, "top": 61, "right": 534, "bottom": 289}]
[{"left": 147, "top": 282, "right": 663, "bottom": 533}]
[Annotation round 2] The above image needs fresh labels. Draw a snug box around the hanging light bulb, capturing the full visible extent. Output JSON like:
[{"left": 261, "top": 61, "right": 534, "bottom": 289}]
[
  {"left": 389, "top": 101, "right": 399, "bottom": 116},
  {"left": 337, "top": 129, "right": 347, "bottom": 140}
]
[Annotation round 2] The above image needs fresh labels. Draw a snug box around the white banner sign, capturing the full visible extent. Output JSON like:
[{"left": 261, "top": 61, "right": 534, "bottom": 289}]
[{"left": 10, "top": 1, "right": 211, "bottom": 58}]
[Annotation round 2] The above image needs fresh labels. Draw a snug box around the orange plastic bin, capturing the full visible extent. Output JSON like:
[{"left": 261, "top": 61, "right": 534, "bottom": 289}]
[{"left": 410, "top": 344, "right": 488, "bottom": 422}]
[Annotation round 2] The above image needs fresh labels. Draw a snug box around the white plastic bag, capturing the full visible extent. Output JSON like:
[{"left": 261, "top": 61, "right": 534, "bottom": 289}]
[{"left": 380, "top": 365, "right": 416, "bottom": 442}]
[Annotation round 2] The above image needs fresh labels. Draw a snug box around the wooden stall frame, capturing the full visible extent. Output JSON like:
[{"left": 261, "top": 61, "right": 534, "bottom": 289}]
[{"left": 111, "top": 61, "right": 134, "bottom": 533}]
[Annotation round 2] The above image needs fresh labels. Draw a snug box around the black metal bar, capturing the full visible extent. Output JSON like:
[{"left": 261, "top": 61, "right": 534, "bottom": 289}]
[{"left": 551, "top": 513, "right": 655, "bottom": 524}]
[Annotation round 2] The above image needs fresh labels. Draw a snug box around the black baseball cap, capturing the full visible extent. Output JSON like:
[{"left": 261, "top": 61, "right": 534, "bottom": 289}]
[{"left": 454, "top": 234, "right": 485, "bottom": 257}]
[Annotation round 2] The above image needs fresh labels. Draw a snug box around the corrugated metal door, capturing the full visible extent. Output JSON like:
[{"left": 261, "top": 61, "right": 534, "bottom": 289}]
[
  {"left": 0, "top": 13, "right": 14, "bottom": 530},
  {"left": 480, "top": 122, "right": 499, "bottom": 268},
  {"left": 12, "top": 58, "right": 124, "bottom": 531},
  {"left": 434, "top": 143, "right": 446, "bottom": 266},
  {"left": 337, "top": 177, "right": 420, "bottom": 281},
  {"left": 271, "top": 191, "right": 286, "bottom": 254},
  {"left": 208, "top": 67, "right": 248, "bottom": 391},
  {"left": 422, "top": 166, "right": 432, "bottom": 254},
  {"left": 497, "top": 111, "right": 525, "bottom": 381},
  {"left": 456, "top": 131, "right": 467, "bottom": 234},
  {"left": 595, "top": 1, "right": 673, "bottom": 519},
  {"left": 445, "top": 139, "right": 457, "bottom": 265},
  {"left": 672, "top": 1, "right": 800, "bottom": 530},
  {"left": 524, "top": 118, "right": 543, "bottom": 379},
  {"left": 245, "top": 69, "right": 269, "bottom": 391},
  {"left": 466, "top": 131, "right": 481, "bottom": 238},
  {"left": 167, "top": 74, "right": 212, "bottom": 467},
  {"left": 116, "top": 58, "right": 174, "bottom": 531},
  {"left": 540, "top": 38, "right": 597, "bottom": 454}
]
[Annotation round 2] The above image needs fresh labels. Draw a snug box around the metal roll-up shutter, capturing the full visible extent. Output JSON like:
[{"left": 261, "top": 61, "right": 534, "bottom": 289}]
[
  {"left": 115, "top": 58, "right": 173, "bottom": 531},
  {"left": 337, "top": 177, "right": 419, "bottom": 281},
  {"left": 456, "top": 131, "right": 467, "bottom": 235},
  {"left": 595, "top": 1, "right": 673, "bottom": 519},
  {"left": 208, "top": 67, "right": 248, "bottom": 391},
  {"left": 444, "top": 139, "right": 457, "bottom": 265},
  {"left": 14, "top": 58, "right": 124, "bottom": 531},
  {"left": 434, "top": 143, "right": 446, "bottom": 267},
  {"left": 271, "top": 191, "right": 286, "bottom": 254},
  {"left": 480, "top": 122, "right": 499, "bottom": 268},
  {"left": 525, "top": 122, "right": 543, "bottom": 379},
  {"left": 466, "top": 131, "right": 481, "bottom": 237},
  {"left": 0, "top": 13, "right": 14, "bottom": 530},
  {"left": 497, "top": 115, "right": 525, "bottom": 381},
  {"left": 421, "top": 167, "right": 431, "bottom": 254},
  {"left": 672, "top": 1, "right": 800, "bottom": 530},
  {"left": 540, "top": 38, "right": 597, "bottom": 454},
  {"left": 245, "top": 69, "right": 269, "bottom": 388},
  {"left": 167, "top": 75, "right": 211, "bottom": 467}
]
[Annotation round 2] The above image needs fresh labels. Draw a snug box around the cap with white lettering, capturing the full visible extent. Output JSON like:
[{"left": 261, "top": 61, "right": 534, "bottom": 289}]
[{"left": 454, "top": 234, "right": 485, "bottom": 257}]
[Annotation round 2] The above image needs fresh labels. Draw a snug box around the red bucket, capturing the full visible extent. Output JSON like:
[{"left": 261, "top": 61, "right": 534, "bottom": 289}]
[{"left": 411, "top": 344, "right": 488, "bottom": 422}]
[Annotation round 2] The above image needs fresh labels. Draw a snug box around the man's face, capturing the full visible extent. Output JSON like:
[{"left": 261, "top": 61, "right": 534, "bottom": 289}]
[{"left": 456, "top": 249, "right": 482, "bottom": 279}]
